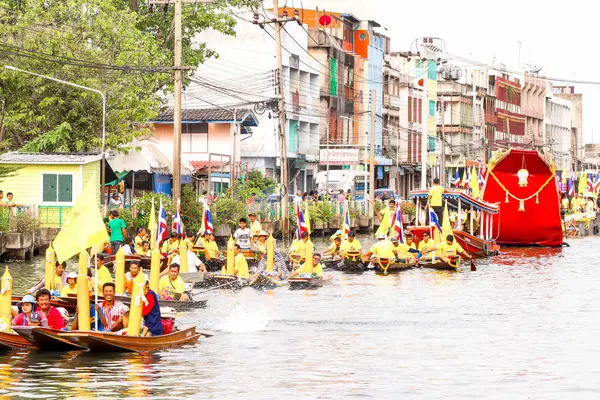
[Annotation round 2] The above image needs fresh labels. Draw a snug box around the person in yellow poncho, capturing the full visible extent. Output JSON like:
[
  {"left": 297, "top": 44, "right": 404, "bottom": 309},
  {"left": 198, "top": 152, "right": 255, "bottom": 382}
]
[
  {"left": 417, "top": 231, "right": 436, "bottom": 260},
  {"left": 59, "top": 272, "right": 78, "bottom": 297},
  {"left": 95, "top": 254, "right": 113, "bottom": 292},
  {"left": 392, "top": 234, "right": 418, "bottom": 263},
  {"left": 252, "top": 230, "right": 269, "bottom": 254},
  {"left": 161, "top": 232, "right": 180, "bottom": 256},
  {"left": 289, "top": 232, "right": 309, "bottom": 263},
  {"left": 339, "top": 231, "right": 362, "bottom": 258},
  {"left": 223, "top": 245, "right": 250, "bottom": 280},
  {"left": 363, "top": 233, "right": 395, "bottom": 261},
  {"left": 422, "top": 234, "right": 471, "bottom": 263},
  {"left": 289, "top": 253, "right": 324, "bottom": 279},
  {"left": 323, "top": 236, "right": 343, "bottom": 259}
]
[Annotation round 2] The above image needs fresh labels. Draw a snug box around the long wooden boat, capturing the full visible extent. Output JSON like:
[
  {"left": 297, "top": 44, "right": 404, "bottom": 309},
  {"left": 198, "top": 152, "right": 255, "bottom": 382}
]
[
  {"left": 418, "top": 259, "right": 460, "bottom": 271},
  {"left": 288, "top": 276, "right": 333, "bottom": 290},
  {"left": 370, "top": 258, "right": 416, "bottom": 275},
  {"left": 409, "top": 227, "right": 500, "bottom": 259},
  {"left": 59, "top": 325, "right": 200, "bottom": 353},
  {"left": 0, "top": 331, "right": 36, "bottom": 350},
  {"left": 54, "top": 294, "right": 207, "bottom": 312},
  {"left": 322, "top": 259, "right": 344, "bottom": 270},
  {"left": 12, "top": 327, "right": 86, "bottom": 351}
]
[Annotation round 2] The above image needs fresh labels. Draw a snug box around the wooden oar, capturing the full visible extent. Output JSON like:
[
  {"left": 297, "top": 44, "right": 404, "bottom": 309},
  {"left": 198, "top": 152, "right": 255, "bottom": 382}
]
[
  {"left": 470, "top": 259, "right": 476, "bottom": 271},
  {"left": 195, "top": 280, "right": 240, "bottom": 294}
]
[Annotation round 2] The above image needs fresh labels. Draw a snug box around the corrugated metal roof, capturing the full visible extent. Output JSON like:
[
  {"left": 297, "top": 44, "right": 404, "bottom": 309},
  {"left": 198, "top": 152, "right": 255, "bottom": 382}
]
[
  {"left": 154, "top": 108, "right": 259, "bottom": 126},
  {"left": 0, "top": 152, "right": 102, "bottom": 165}
]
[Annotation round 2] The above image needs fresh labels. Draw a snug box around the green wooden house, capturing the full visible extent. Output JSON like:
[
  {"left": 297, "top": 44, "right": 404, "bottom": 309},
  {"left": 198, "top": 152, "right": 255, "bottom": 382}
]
[{"left": 0, "top": 152, "right": 103, "bottom": 227}]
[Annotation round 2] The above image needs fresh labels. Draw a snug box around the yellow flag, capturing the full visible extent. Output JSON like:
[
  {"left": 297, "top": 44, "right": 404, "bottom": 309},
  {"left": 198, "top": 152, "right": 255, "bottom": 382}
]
[
  {"left": 53, "top": 179, "right": 110, "bottom": 263},
  {"left": 304, "top": 203, "right": 311, "bottom": 234},
  {"left": 375, "top": 203, "right": 391, "bottom": 236},
  {"left": 578, "top": 171, "right": 587, "bottom": 195},
  {"left": 441, "top": 203, "right": 452, "bottom": 241},
  {"left": 470, "top": 166, "right": 480, "bottom": 198}
]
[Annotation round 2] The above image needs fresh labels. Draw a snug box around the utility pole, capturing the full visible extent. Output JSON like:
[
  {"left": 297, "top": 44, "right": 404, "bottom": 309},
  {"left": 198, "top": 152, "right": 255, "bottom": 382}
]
[
  {"left": 172, "top": 0, "right": 183, "bottom": 206},
  {"left": 420, "top": 48, "right": 429, "bottom": 189},
  {"left": 370, "top": 88, "right": 376, "bottom": 227},
  {"left": 440, "top": 96, "right": 446, "bottom": 186},
  {"left": 273, "top": 0, "right": 289, "bottom": 241}
]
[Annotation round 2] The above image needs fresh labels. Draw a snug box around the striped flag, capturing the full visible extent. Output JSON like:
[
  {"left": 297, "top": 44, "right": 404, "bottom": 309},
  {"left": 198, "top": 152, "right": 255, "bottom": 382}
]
[
  {"left": 391, "top": 204, "right": 404, "bottom": 243},
  {"left": 296, "top": 204, "right": 308, "bottom": 240},
  {"left": 429, "top": 207, "right": 442, "bottom": 232},
  {"left": 568, "top": 174, "right": 575, "bottom": 197},
  {"left": 463, "top": 168, "right": 470, "bottom": 189},
  {"left": 587, "top": 173, "right": 594, "bottom": 193},
  {"left": 478, "top": 168, "right": 485, "bottom": 189},
  {"left": 203, "top": 200, "right": 214, "bottom": 233},
  {"left": 342, "top": 202, "right": 351, "bottom": 240},
  {"left": 157, "top": 199, "right": 168, "bottom": 246},
  {"left": 454, "top": 170, "right": 461, "bottom": 187},
  {"left": 594, "top": 173, "right": 600, "bottom": 195},
  {"left": 172, "top": 199, "right": 182, "bottom": 236}
]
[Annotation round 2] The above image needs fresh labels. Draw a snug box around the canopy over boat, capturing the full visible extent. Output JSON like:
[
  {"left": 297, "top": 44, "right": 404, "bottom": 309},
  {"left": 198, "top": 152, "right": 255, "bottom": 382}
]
[
  {"left": 481, "top": 148, "right": 562, "bottom": 247},
  {"left": 410, "top": 189, "right": 499, "bottom": 214}
]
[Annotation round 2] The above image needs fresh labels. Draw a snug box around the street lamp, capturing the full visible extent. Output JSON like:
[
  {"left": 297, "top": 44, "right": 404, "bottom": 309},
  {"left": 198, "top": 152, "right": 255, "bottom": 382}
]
[{"left": 3, "top": 65, "right": 106, "bottom": 204}]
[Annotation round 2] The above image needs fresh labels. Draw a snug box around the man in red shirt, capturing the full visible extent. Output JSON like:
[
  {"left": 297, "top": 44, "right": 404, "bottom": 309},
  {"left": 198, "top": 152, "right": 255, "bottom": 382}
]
[{"left": 35, "top": 289, "right": 65, "bottom": 330}]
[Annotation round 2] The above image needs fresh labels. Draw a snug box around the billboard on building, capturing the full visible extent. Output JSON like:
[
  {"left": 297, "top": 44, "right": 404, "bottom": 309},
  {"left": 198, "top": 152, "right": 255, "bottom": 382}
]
[{"left": 319, "top": 149, "right": 360, "bottom": 165}]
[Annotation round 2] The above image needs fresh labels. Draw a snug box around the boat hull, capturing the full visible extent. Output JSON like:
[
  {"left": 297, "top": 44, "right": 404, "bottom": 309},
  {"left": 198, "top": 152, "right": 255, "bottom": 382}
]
[
  {"left": 0, "top": 331, "right": 35, "bottom": 350},
  {"left": 288, "top": 276, "right": 333, "bottom": 290},
  {"left": 12, "top": 327, "right": 86, "bottom": 351},
  {"left": 418, "top": 260, "right": 460, "bottom": 271}
]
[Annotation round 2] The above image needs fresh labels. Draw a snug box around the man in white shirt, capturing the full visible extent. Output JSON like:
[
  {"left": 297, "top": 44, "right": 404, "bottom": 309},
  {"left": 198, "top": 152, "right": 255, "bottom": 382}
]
[{"left": 171, "top": 249, "right": 206, "bottom": 273}]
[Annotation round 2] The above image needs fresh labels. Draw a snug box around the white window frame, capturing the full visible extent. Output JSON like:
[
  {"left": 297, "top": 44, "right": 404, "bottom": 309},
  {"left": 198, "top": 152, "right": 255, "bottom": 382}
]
[{"left": 40, "top": 172, "right": 75, "bottom": 206}]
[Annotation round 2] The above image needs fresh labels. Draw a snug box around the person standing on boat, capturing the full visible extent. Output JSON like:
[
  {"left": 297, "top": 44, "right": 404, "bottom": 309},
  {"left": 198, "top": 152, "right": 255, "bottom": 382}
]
[
  {"left": 159, "top": 264, "right": 189, "bottom": 301},
  {"left": 12, "top": 295, "right": 37, "bottom": 326},
  {"left": 142, "top": 278, "right": 164, "bottom": 337},
  {"left": 422, "top": 235, "right": 471, "bottom": 263},
  {"left": 107, "top": 210, "right": 127, "bottom": 255},
  {"left": 99, "top": 282, "right": 129, "bottom": 332},
  {"left": 248, "top": 213, "right": 262, "bottom": 240},
  {"left": 234, "top": 218, "right": 252, "bottom": 250},
  {"left": 363, "top": 233, "right": 395, "bottom": 262},
  {"left": 417, "top": 231, "right": 436, "bottom": 261},
  {"left": 34, "top": 289, "right": 65, "bottom": 330},
  {"left": 427, "top": 178, "right": 445, "bottom": 224},
  {"left": 289, "top": 253, "right": 324, "bottom": 279},
  {"left": 27, "top": 261, "right": 68, "bottom": 295}
]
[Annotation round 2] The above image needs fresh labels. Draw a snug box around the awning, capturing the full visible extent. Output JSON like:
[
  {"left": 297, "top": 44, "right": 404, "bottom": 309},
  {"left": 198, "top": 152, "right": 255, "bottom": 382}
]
[
  {"left": 104, "top": 171, "right": 129, "bottom": 187},
  {"left": 107, "top": 141, "right": 193, "bottom": 176},
  {"left": 191, "top": 160, "right": 228, "bottom": 171}
]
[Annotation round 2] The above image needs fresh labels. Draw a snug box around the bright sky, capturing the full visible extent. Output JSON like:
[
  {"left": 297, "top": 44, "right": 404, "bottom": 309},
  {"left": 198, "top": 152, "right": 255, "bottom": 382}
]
[{"left": 293, "top": 0, "right": 598, "bottom": 143}]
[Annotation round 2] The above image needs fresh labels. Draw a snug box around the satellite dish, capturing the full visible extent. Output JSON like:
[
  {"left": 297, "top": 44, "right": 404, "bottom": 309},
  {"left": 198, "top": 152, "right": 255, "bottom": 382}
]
[{"left": 440, "top": 64, "right": 462, "bottom": 81}]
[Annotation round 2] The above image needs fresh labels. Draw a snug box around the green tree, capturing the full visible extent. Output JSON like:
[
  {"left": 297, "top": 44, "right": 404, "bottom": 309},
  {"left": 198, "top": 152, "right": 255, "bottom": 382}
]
[{"left": 0, "top": 0, "right": 258, "bottom": 152}]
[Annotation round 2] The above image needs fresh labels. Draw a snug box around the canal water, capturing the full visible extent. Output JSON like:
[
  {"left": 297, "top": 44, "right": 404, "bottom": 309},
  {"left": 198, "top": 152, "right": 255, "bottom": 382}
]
[{"left": 0, "top": 234, "right": 598, "bottom": 399}]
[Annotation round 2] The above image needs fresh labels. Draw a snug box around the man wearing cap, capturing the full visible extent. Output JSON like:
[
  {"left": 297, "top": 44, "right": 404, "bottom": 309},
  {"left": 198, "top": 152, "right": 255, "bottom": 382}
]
[
  {"left": 99, "top": 282, "right": 129, "bottom": 332},
  {"left": 248, "top": 213, "right": 262, "bottom": 240},
  {"left": 339, "top": 231, "right": 362, "bottom": 258},
  {"left": 35, "top": 288, "right": 65, "bottom": 330},
  {"left": 27, "top": 261, "right": 68, "bottom": 295},
  {"left": 289, "top": 253, "right": 324, "bottom": 279},
  {"left": 12, "top": 295, "right": 37, "bottom": 326},
  {"left": 363, "top": 233, "right": 395, "bottom": 262},
  {"left": 60, "top": 272, "right": 79, "bottom": 297},
  {"left": 142, "top": 278, "right": 164, "bottom": 336}
]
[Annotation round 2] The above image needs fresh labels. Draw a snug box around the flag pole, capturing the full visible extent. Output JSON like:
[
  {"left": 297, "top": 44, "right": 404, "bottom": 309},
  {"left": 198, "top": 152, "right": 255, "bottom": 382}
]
[{"left": 93, "top": 253, "right": 98, "bottom": 331}]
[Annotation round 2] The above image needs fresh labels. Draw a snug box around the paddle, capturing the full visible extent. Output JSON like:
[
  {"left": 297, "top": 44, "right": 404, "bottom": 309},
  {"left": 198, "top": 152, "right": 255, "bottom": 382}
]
[
  {"left": 194, "top": 280, "right": 239, "bottom": 294},
  {"left": 470, "top": 259, "right": 476, "bottom": 271}
]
